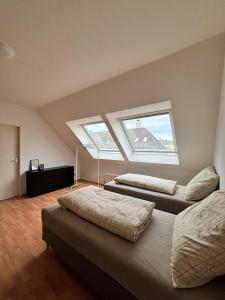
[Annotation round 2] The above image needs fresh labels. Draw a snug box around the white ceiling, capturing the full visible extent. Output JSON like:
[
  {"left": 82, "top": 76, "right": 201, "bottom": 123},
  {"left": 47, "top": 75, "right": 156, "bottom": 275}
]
[{"left": 0, "top": 0, "right": 225, "bottom": 108}]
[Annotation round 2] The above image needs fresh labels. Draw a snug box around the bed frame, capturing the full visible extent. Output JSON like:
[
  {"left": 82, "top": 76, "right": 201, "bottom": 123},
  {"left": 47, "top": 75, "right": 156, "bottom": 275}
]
[{"left": 42, "top": 227, "right": 137, "bottom": 300}]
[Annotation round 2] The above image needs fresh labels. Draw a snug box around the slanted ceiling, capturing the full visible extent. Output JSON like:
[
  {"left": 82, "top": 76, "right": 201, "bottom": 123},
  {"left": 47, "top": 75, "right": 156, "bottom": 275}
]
[
  {"left": 39, "top": 33, "right": 225, "bottom": 184},
  {"left": 0, "top": 0, "right": 225, "bottom": 107}
]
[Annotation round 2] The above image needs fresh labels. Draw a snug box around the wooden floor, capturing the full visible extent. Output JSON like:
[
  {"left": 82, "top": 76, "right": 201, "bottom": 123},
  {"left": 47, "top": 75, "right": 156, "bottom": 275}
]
[{"left": 0, "top": 181, "right": 98, "bottom": 300}]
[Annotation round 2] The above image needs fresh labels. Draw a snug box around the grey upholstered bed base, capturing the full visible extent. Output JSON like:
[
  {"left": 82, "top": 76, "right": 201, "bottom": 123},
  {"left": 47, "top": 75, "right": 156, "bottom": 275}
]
[
  {"left": 43, "top": 227, "right": 136, "bottom": 300},
  {"left": 104, "top": 181, "right": 194, "bottom": 214},
  {"left": 42, "top": 203, "right": 225, "bottom": 300}
]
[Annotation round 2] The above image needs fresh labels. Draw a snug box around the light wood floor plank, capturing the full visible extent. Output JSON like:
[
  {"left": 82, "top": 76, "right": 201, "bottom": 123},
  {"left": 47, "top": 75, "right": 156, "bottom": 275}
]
[{"left": 0, "top": 181, "right": 97, "bottom": 300}]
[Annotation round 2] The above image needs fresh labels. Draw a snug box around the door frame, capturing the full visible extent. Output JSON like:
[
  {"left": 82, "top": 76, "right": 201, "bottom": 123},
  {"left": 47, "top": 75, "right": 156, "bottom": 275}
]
[{"left": 0, "top": 123, "right": 21, "bottom": 198}]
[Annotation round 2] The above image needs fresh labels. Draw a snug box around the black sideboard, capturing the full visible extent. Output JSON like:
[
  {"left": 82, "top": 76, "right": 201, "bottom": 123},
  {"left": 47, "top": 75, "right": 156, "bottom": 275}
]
[{"left": 26, "top": 165, "right": 74, "bottom": 197}]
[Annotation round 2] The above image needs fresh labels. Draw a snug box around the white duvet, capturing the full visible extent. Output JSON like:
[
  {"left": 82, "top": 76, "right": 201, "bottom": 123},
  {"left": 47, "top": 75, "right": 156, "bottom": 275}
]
[{"left": 58, "top": 186, "right": 155, "bottom": 242}]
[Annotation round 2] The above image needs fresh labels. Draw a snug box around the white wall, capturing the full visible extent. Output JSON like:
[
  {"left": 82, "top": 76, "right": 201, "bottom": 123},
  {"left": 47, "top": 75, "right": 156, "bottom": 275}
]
[
  {"left": 39, "top": 33, "right": 225, "bottom": 185},
  {"left": 214, "top": 57, "right": 225, "bottom": 189},
  {"left": 0, "top": 101, "right": 75, "bottom": 194}
]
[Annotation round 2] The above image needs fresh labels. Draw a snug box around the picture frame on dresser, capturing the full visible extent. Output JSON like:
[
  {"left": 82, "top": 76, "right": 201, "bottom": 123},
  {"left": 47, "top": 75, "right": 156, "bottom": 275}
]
[{"left": 30, "top": 159, "right": 39, "bottom": 171}]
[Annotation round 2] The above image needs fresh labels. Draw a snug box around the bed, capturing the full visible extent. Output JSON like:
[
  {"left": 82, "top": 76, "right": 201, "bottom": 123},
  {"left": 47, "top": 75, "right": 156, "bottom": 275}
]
[
  {"left": 41, "top": 203, "right": 225, "bottom": 300},
  {"left": 104, "top": 180, "right": 193, "bottom": 214}
]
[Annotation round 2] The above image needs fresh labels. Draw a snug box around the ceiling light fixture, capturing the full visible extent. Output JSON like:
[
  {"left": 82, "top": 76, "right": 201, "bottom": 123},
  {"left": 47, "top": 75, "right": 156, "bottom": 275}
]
[{"left": 0, "top": 41, "right": 15, "bottom": 58}]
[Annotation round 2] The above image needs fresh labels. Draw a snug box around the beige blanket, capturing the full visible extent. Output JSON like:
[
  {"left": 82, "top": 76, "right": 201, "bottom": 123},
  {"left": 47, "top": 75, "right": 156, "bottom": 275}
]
[
  {"left": 58, "top": 186, "right": 155, "bottom": 242},
  {"left": 114, "top": 173, "right": 177, "bottom": 195}
]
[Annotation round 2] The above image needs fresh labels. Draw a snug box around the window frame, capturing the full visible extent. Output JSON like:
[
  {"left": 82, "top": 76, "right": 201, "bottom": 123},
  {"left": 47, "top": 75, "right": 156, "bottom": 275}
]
[
  {"left": 119, "top": 110, "right": 177, "bottom": 154},
  {"left": 81, "top": 121, "right": 120, "bottom": 153},
  {"left": 66, "top": 115, "right": 124, "bottom": 161},
  {"left": 106, "top": 101, "right": 179, "bottom": 165}
]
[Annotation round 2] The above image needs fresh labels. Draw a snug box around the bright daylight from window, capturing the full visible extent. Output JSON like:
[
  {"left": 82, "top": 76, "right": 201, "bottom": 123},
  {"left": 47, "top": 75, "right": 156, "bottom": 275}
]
[
  {"left": 83, "top": 122, "right": 119, "bottom": 151},
  {"left": 121, "top": 113, "right": 176, "bottom": 153}
]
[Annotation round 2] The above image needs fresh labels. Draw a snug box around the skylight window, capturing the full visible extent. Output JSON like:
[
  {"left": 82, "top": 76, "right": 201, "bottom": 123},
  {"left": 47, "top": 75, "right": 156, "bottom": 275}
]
[
  {"left": 82, "top": 122, "right": 119, "bottom": 152},
  {"left": 106, "top": 101, "right": 179, "bottom": 165},
  {"left": 66, "top": 115, "right": 124, "bottom": 161},
  {"left": 121, "top": 113, "right": 176, "bottom": 153},
  {"left": 67, "top": 102, "right": 178, "bottom": 165}
]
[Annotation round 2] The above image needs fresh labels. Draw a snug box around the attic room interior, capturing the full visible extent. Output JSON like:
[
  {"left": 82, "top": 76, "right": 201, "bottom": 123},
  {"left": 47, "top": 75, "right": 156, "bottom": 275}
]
[{"left": 1, "top": 1, "right": 225, "bottom": 299}]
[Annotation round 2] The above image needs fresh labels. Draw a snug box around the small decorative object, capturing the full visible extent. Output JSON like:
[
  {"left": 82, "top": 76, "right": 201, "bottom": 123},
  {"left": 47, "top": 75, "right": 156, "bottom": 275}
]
[
  {"left": 30, "top": 159, "right": 39, "bottom": 171},
  {"left": 39, "top": 163, "right": 44, "bottom": 171}
]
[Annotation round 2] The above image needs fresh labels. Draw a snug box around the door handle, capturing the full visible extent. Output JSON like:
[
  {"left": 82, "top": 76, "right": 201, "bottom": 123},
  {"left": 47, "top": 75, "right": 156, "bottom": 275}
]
[{"left": 10, "top": 157, "right": 19, "bottom": 163}]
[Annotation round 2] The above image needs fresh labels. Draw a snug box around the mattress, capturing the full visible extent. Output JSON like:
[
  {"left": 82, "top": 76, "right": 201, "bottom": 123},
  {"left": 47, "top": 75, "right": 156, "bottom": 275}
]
[
  {"left": 42, "top": 204, "right": 225, "bottom": 300},
  {"left": 104, "top": 181, "right": 193, "bottom": 214}
]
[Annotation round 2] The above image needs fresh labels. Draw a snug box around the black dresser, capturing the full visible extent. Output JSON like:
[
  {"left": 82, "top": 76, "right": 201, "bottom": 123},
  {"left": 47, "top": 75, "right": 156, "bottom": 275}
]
[{"left": 26, "top": 165, "right": 74, "bottom": 197}]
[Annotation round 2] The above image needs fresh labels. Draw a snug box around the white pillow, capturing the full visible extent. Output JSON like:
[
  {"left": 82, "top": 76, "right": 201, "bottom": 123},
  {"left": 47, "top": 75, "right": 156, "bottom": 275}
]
[
  {"left": 184, "top": 166, "right": 219, "bottom": 201},
  {"left": 171, "top": 190, "right": 225, "bottom": 288}
]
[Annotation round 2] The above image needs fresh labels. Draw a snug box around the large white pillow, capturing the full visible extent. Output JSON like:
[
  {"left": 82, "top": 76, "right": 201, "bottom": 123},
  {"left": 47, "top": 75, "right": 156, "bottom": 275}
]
[
  {"left": 171, "top": 190, "right": 225, "bottom": 288},
  {"left": 184, "top": 166, "right": 219, "bottom": 201}
]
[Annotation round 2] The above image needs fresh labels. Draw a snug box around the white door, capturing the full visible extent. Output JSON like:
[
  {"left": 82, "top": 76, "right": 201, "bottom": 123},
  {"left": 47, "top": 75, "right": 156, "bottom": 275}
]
[{"left": 0, "top": 125, "right": 19, "bottom": 200}]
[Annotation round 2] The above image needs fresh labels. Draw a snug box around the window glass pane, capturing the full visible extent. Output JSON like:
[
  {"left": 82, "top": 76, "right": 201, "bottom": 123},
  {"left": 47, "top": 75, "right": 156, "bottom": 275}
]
[
  {"left": 122, "top": 113, "right": 175, "bottom": 152},
  {"left": 83, "top": 122, "right": 119, "bottom": 151}
]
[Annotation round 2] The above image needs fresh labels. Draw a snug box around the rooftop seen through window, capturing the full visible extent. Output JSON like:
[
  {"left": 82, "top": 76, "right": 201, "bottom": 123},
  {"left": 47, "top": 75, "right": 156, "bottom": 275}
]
[
  {"left": 82, "top": 122, "right": 119, "bottom": 152},
  {"left": 121, "top": 113, "right": 176, "bottom": 153}
]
